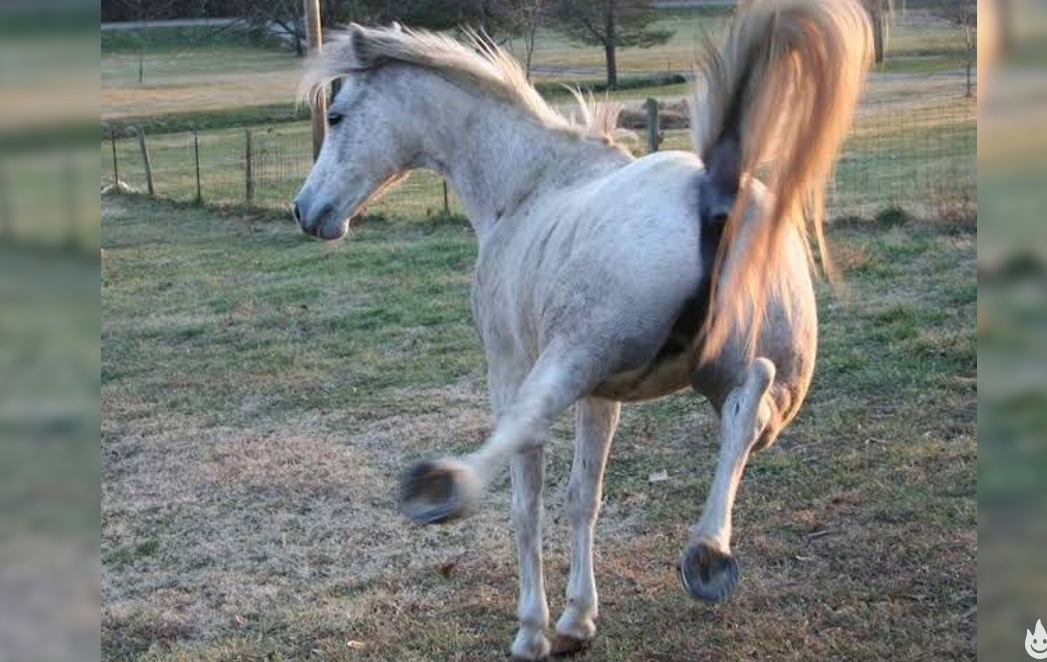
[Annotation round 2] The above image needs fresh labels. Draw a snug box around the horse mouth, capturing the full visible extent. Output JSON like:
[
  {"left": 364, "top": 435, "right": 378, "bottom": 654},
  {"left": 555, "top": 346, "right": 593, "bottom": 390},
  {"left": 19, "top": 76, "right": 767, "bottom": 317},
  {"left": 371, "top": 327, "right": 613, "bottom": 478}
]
[
  {"left": 301, "top": 213, "right": 349, "bottom": 241},
  {"left": 314, "top": 217, "right": 349, "bottom": 240}
]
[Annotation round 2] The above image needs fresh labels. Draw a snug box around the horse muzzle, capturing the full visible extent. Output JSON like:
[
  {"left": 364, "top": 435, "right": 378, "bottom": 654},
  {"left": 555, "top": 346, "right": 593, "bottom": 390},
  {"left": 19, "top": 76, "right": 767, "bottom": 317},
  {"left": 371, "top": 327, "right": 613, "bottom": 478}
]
[{"left": 293, "top": 199, "right": 348, "bottom": 240}]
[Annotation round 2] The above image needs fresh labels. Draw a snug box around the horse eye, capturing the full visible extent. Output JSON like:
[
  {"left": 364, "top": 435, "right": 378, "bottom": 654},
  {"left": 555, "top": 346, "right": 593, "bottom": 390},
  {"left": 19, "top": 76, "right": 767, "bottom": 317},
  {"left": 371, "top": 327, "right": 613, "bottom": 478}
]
[{"left": 327, "top": 112, "right": 344, "bottom": 127}]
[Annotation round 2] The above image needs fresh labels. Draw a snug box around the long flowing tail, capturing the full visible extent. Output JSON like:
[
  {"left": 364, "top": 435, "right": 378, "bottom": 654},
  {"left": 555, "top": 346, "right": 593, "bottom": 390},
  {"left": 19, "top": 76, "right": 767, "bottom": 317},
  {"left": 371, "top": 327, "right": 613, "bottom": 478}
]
[{"left": 692, "top": 0, "right": 873, "bottom": 361}]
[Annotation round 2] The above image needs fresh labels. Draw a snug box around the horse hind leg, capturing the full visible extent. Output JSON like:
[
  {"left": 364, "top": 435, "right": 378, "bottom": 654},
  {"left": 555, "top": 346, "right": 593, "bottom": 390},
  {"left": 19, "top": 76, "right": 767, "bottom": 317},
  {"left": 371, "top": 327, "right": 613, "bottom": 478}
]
[{"left": 680, "top": 357, "right": 780, "bottom": 602}]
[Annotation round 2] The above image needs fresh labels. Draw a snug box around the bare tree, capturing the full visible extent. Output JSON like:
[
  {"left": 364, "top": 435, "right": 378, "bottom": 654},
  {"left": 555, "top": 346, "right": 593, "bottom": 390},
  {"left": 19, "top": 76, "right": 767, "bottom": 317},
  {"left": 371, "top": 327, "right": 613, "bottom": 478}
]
[
  {"left": 934, "top": 0, "right": 977, "bottom": 97},
  {"left": 546, "top": 0, "right": 672, "bottom": 89},
  {"left": 233, "top": 0, "right": 306, "bottom": 55},
  {"left": 521, "top": 0, "right": 543, "bottom": 81},
  {"left": 862, "top": 0, "right": 891, "bottom": 65},
  {"left": 111, "top": 0, "right": 185, "bottom": 82}
]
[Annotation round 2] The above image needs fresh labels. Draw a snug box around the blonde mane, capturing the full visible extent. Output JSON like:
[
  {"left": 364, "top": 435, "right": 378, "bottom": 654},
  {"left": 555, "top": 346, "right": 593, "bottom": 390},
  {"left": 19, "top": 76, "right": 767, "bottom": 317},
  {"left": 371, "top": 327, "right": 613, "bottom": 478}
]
[{"left": 301, "top": 25, "right": 624, "bottom": 143}]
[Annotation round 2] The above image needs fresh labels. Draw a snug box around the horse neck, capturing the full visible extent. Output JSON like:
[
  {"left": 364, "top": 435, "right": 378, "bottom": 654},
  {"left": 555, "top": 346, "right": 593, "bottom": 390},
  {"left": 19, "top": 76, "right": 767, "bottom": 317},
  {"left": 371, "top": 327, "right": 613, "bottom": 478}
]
[{"left": 397, "top": 71, "right": 626, "bottom": 238}]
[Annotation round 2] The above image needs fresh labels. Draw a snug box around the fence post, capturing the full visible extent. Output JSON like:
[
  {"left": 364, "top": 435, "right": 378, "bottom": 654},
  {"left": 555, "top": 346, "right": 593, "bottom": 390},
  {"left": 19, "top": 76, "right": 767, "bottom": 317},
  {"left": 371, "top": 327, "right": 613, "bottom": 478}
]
[
  {"left": 0, "top": 161, "right": 11, "bottom": 239},
  {"left": 136, "top": 128, "right": 155, "bottom": 196},
  {"left": 442, "top": 180, "right": 450, "bottom": 215},
  {"left": 110, "top": 130, "right": 120, "bottom": 192},
  {"left": 65, "top": 153, "right": 78, "bottom": 249},
  {"left": 192, "top": 130, "right": 202, "bottom": 204},
  {"left": 645, "top": 97, "right": 659, "bottom": 153},
  {"left": 304, "top": 0, "right": 326, "bottom": 160},
  {"left": 245, "top": 129, "right": 254, "bottom": 207}
]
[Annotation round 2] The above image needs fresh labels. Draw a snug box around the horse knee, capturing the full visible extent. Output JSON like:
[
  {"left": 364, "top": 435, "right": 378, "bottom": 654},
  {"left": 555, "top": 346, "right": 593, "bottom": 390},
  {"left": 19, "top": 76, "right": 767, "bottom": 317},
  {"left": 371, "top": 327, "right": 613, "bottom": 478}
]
[{"left": 566, "top": 482, "right": 599, "bottom": 526}]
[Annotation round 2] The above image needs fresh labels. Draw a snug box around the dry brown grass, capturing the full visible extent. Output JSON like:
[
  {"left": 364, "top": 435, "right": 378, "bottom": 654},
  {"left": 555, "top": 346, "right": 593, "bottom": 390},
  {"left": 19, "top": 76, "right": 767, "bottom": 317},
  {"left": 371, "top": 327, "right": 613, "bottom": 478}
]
[{"left": 102, "top": 196, "right": 975, "bottom": 661}]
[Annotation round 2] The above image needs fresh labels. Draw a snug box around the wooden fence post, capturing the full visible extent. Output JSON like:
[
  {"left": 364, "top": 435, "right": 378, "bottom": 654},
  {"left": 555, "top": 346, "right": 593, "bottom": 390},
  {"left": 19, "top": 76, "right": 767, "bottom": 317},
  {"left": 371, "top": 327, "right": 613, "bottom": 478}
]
[
  {"left": 245, "top": 129, "right": 254, "bottom": 207},
  {"left": 65, "top": 154, "right": 78, "bottom": 249},
  {"left": 304, "top": 0, "right": 326, "bottom": 160},
  {"left": 110, "top": 131, "right": 120, "bottom": 191},
  {"left": 645, "top": 97, "right": 660, "bottom": 153},
  {"left": 442, "top": 180, "right": 450, "bottom": 215},
  {"left": 136, "top": 128, "right": 155, "bottom": 196},
  {"left": 192, "top": 130, "right": 203, "bottom": 204}
]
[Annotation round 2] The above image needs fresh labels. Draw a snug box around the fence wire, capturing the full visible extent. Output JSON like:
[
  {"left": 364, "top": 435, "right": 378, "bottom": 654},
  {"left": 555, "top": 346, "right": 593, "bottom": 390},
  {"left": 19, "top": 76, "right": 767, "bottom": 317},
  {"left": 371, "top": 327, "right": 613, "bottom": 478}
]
[{"left": 101, "top": 94, "right": 975, "bottom": 225}]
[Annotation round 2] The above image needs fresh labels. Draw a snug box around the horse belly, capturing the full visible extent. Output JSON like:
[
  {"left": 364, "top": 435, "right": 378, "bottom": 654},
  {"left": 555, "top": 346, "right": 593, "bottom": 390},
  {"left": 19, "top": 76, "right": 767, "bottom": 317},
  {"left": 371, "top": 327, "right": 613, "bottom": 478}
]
[{"left": 592, "top": 351, "right": 693, "bottom": 402}]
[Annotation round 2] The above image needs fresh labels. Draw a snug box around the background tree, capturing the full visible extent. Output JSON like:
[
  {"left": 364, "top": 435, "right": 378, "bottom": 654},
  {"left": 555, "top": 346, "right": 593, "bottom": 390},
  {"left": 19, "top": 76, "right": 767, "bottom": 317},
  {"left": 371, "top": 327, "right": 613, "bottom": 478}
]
[
  {"left": 546, "top": 0, "right": 673, "bottom": 89},
  {"left": 863, "top": 0, "right": 891, "bottom": 65},
  {"left": 108, "top": 0, "right": 187, "bottom": 81},
  {"left": 227, "top": 0, "right": 307, "bottom": 55},
  {"left": 933, "top": 0, "right": 977, "bottom": 97},
  {"left": 518, "top": 0, "right": 544, "bottom": 80}
]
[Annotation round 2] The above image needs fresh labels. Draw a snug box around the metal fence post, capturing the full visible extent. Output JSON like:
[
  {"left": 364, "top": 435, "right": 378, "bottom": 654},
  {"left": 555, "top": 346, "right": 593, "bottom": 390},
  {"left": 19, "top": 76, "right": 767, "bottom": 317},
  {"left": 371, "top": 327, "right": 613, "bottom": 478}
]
[
  {"left": 645, "top": 97, "right": 659, "bottom": 153},
  {"left": 193, "top": 130, "right": 202, "bottom": 204},
  {"left": 110, "top": 131, "right": 120, "bottom": 191},
  {"left": 136, "top": 127, "right": 155, "bottom": 196},
  {"left": 245, "top": 129, "right": 254, "bottom": 207}
]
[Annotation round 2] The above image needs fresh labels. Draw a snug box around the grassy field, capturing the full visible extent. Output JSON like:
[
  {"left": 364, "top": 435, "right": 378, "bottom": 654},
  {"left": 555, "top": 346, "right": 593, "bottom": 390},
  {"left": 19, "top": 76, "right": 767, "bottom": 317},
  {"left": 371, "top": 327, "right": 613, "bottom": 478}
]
[
  {"left": 101, "top": 195, "right": 975, "bottom": 662},
  {"left": 102, "top": 9, "right": 973, "bottom": 125}
]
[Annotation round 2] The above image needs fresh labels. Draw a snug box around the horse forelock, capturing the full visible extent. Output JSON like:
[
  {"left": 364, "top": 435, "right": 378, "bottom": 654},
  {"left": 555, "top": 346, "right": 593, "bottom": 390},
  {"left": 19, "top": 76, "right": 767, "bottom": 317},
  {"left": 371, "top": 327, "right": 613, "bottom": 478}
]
[{"left": 299, "top": 25, "right": 626, "bottom": 143}]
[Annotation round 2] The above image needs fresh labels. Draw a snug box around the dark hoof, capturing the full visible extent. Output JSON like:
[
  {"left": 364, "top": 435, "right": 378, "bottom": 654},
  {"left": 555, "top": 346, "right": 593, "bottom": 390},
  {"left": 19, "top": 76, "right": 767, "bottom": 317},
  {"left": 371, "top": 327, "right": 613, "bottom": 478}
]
[
  {"left": 550, "top": 633, "right": 590, "bottom": 657},
  {"left": 679, "top": 541, "right": 740, "bottom": 603},
  {"left": 400, "top": 459, "right": 478, "bottom": 525}
]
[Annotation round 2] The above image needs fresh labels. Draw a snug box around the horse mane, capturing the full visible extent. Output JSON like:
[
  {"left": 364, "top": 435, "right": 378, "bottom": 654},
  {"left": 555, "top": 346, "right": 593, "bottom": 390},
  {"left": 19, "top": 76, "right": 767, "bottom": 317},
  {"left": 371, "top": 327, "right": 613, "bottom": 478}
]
[{"left": 300, "top": 25, "right": 625, "bottom": 144}]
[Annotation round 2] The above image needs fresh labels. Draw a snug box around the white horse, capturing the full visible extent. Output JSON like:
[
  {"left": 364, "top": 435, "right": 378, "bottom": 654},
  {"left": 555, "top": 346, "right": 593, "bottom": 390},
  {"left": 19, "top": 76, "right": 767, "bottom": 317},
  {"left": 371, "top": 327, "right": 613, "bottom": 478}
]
[{"left": 293, "top": 1, "right": 872, "bottom": 658}]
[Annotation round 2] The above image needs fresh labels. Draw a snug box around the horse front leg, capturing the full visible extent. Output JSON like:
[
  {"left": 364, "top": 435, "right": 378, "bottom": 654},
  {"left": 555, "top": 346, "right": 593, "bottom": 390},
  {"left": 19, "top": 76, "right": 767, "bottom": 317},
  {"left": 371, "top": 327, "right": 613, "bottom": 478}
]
[
  {"left": 399, "top": 343, "right": 608, "bottom": 661},
  {"left": 509, "top": 447, "right": 551, "bottom": 661},
  {"left": 400, "top": 342, "right": 605, "bottom": 524},
  {"left": 553, "top": 396, "right": 619, "bottom": 655},
  {"left": 680, "top": 357, "right": 778, "bottom": 602}
]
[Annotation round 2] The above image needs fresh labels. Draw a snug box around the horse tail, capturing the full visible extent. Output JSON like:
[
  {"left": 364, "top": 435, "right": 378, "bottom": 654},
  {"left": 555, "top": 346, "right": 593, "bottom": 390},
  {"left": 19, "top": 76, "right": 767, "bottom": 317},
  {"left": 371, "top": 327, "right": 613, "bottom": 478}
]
[{"left": 691, "top": 0, "right": 873, "bottom": 363}]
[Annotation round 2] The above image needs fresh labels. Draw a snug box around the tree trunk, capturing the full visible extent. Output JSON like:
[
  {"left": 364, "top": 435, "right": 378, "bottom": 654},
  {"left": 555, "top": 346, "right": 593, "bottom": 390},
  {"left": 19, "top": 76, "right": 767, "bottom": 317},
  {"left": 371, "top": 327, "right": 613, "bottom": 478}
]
[
  {"left": 997, "top": 0, "right": 1014, "bottom": 54},
  {"left": 524, "top": 22, "right": 537, "bottom": 81},
  {"left": 964, "top": 24, "right": 973, "bottom": 98},
  {"left": 870, "top": 1, "right": 885, "bottom": 64},
  {"left": 603, "top": 0, "right": 618, "bottom": 89},
  {"left": 136, "top": 0, "right": 145, "bottom": 83}
]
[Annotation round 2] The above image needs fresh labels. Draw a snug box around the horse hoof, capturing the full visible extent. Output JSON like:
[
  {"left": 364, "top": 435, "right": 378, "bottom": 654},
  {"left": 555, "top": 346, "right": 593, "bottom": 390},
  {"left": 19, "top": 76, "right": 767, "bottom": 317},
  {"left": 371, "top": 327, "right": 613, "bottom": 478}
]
[
  {"left": 550, "top": 633, "right": 591, "bottom": 656},
  {"left": 400, "top": 459, "right": 478, "bottom": 524},
  {"left": 679, "top": 541, "right": 740, "bottom": 603}
]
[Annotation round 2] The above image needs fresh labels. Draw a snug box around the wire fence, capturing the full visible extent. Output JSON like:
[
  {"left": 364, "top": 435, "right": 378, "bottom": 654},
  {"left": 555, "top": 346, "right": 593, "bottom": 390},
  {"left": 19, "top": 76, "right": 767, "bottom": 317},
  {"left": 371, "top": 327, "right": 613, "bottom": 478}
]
[{"left": 99, "top": 93, "right": 976, "bottom": 227}]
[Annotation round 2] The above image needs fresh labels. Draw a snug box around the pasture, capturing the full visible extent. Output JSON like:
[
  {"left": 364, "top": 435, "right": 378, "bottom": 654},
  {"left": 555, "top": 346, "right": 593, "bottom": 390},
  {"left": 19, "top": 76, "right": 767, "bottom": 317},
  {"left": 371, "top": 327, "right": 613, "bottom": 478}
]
[
  {"left": 101, "top": 195, "right": 975, "bottom": 661},
  {"left": 101, "top": 9, "right": 972, "bottom": 125}
]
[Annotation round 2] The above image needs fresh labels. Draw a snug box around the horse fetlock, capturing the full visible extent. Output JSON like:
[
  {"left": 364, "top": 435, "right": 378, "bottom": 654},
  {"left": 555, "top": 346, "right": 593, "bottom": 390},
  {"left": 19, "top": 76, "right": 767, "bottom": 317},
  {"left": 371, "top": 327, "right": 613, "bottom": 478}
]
[
  {"left": 400, "top": 458, "right": 480, "bottom": 525},
  {"left": 511, "top": 626, "right": 551, "bottom": 662},
  {"left": 679, "top": 539, "right": 740, "bottom": 603},
  {"left": 554, "top": 607, "right": 597, "bottom": 651}
]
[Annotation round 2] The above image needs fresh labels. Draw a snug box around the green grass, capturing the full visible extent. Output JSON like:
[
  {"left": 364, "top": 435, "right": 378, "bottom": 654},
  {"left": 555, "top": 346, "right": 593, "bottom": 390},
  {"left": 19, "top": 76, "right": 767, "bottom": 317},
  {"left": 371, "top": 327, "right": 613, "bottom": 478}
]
[
  {"left": 101, "top": 25, "right": 289, "bottom": 53},
  {"left": 101, "top": 195, "right": 975, "bottom": 662}
]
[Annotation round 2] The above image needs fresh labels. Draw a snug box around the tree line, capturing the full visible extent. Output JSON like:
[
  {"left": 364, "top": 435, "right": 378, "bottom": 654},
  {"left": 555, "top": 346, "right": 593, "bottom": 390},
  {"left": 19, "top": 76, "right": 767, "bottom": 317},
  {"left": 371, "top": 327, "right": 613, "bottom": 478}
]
[
  {"left": 104, "top": 0, "right": 980, "bottom": 93},
  {"left": 103, "top": 0, "right": 673, "bottom": 89}
]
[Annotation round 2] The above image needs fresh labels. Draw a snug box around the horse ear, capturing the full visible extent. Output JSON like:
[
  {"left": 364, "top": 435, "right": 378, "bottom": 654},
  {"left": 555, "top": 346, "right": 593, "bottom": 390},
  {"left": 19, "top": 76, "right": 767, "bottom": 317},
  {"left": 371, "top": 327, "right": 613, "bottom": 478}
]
[
  {"left": 346, "top": 23, "right": 374, "bottom": 68},
  {"left": 390, "top": 21, "right": 404, "bottom": 32}
]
